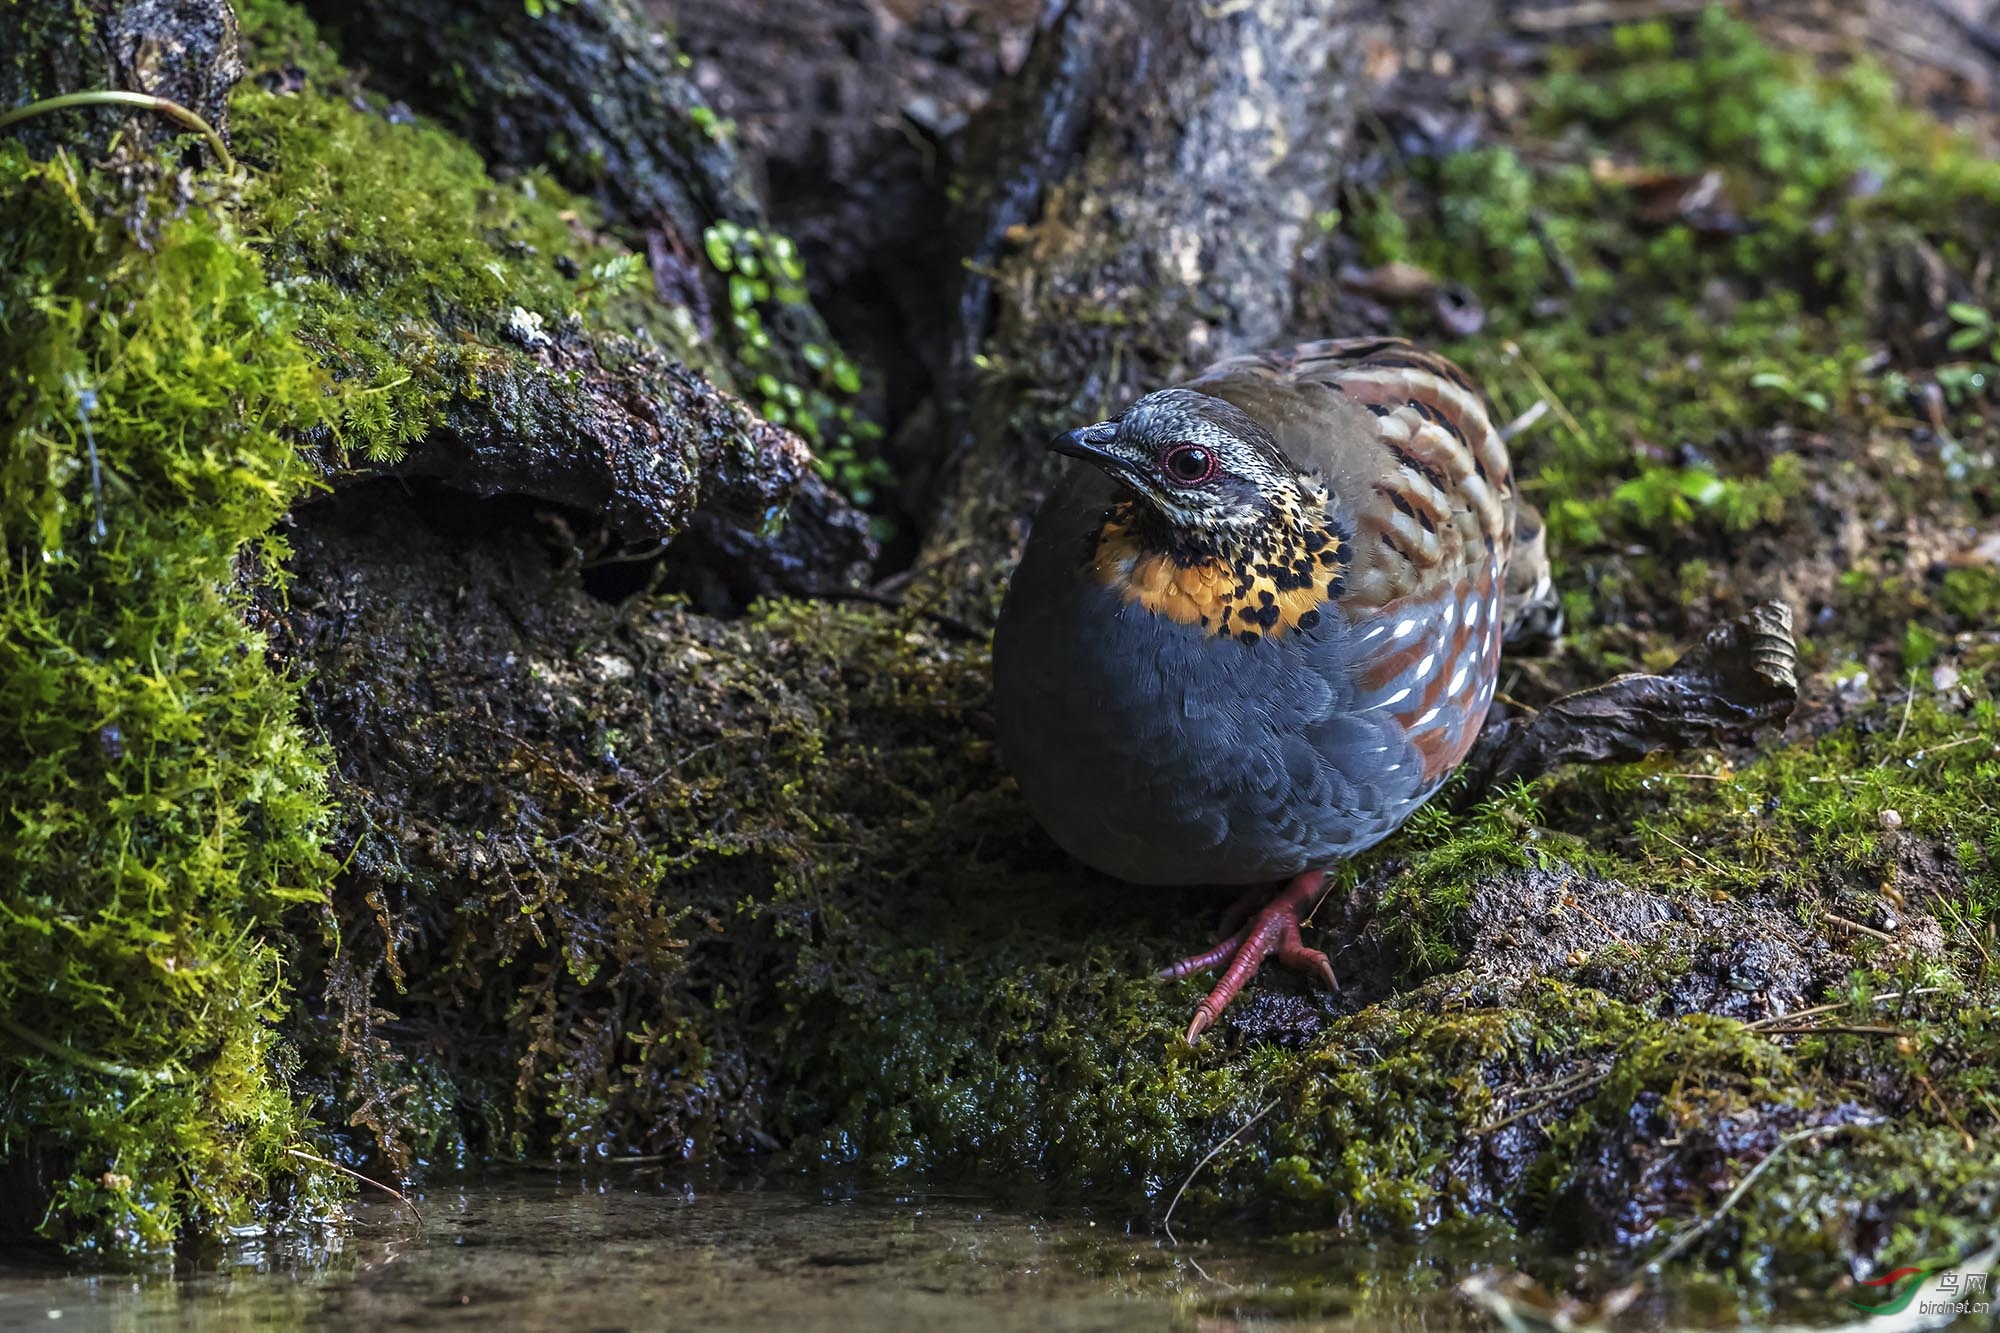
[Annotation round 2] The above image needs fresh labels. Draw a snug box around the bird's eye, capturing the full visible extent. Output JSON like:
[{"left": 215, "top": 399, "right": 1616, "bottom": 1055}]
[{"left": 1161, "top": 443, "right": 1217, "bottom": 486}]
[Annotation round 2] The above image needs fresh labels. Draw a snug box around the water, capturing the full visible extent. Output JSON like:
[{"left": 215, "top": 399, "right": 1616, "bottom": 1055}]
[{"left": 0, "top": 1175, "right": 1492, "bottom": 1331}]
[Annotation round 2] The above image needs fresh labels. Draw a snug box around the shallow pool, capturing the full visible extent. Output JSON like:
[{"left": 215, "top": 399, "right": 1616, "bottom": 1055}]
[{"left": 0, "top": 1172, "right": 1524, "bottom": 1331}]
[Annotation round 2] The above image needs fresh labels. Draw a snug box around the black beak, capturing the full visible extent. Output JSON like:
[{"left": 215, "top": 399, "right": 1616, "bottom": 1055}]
[
  {"left": 1050, "top": 420, "right": 1121, "bottom": 466},
  {"left": 1051, "top": 429, "right": 1106, "bottom": 462}
]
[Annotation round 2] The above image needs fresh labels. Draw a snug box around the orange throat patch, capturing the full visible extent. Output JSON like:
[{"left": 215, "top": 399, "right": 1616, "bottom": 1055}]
[{"left": 1086, "top": 501, "right": 1349, "bottom": 644}]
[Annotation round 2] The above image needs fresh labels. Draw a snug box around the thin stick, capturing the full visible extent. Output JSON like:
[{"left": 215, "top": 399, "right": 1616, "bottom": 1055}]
[
  {"left": 1650, "top": 828, "right": 1726, "bottom": 878},
  {"left": 287, "top": 1148, "right": 425, "bottom": 1229},
  {"left": 1908, "top": 734, "right": 1983, "bottom": 758},
  {"left": 1162, "top": 1097, "right": 1279, "bottom": 1246},
  {"left": 0, "top": 1015, "right": 177, "bottom": 1084},
  {"left": 1498, "top": 1065, "right": 1611, "bottom": 1105},
  {"left": 1501, "top": 341, "right": 1588, "bottom": 449},
  {"left": 1746, "top": 987, "right": 1947, "bottom": 1031},
  {"left": 1563, "top": 891, "right": 1641, "bottom": 958},
  {"left": 1894, "top": 674, "right": 1917, "bottom": 747},
  {"left": 1497, "top": 399, "right": 1549, "bottom": 443},
  {"left": 1755, "top": 1024, "right": 1907, "bottom": 1038},
  {"left": 0, "top": 90, "right": 236, "bottom": 173},
  {"left": 1472, "top": 1069, "right": 1612, "bottom": 1136},
  {"left": 1825, "top": 912, "right": 1897, "bottom": 944},
  {"left": 1930, "top": 892, "right": 1995, "bottom": 970},
  {"left": 1914, "top": 1071, "right": 1977, "bottom": 1153},
  {"left": 804, "top": 586, "right": 983, "bottom": 642},
  {"left": 1513, "top": 0, "right": 1711, "bottom": 32},
  {"left": 1641, "top": 1124, "right": 1843, "bottom": 1273}
]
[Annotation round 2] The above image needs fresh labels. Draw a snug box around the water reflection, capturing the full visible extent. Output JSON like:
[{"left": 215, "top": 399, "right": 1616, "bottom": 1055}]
[{"left": 0, "top": 1175, "right": 1497, "bottom": 1331}]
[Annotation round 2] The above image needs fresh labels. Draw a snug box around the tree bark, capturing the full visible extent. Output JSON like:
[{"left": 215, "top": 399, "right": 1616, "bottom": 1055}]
[
  {"left": 0, "top": 0, "right": 242, "bottom": 167},
  {"left": 913, "top": 0, "right": 1497, "bottom": 612}
]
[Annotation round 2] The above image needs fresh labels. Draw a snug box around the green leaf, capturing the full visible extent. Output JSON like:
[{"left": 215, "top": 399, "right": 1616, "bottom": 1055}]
[{"left": 703, "top": 227, "right": 734, "bottom": 271}]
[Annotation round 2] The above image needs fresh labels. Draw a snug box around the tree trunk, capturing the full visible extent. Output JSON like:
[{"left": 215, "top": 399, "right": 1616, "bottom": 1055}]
[{"left": 915, "top": 0, "right": 1495, "bottom": 610}]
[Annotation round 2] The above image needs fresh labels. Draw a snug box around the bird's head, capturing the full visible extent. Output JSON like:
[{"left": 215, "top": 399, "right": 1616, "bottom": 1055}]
[
  {"left": 1054, "top": 388, "right": 1351, "bottom": 641},
  {"left": 1052, "top": 389, "right": 1325, "bottom": 550}
]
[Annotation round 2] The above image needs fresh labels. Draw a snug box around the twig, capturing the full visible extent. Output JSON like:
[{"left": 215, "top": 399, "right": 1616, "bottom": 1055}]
[
  {"left": 1497, "top": 399, "right": 1550, "bottom": 443},
  {"left": 580, "top": 540, "right": 670, "bottom": 567},
  {"left": 1894, "top": 674, "right": 1917, "bottom": 747},
  {"left": 288, "top": 1148, "right": 425, "bottom": 1229},
  {"left": 1756, "top": 1024, "right": 1907, "bottom": 1038},
  {"left": 1501, "top": 340, "right": 1588, "bottom": 450},
  {"left": 610, "top": 740, "right": 720, "bottom": 811},
  {"left": 1650, "top": 828, "right": 1725, "bottom": 878},
  {"left": 0, "top": 90, "right": 236, "bottom": 173},
  {"left": 1909, "top": 734, "right": 1984, "bottom": 759},
  {"left": 1563, "top": 891, "right": 1641, "bottom": 958},
  {"left": 806, "top": 586, "right": 983, "bottom": 642},
  {"left": 1914, "top": 1071, "right": 1977, "bottom": 1153},
  {"left": 1825, "top": 912, "right": 1897, "bottom": 944},
  {"left": 1162, "top": 1097, "right": 1280, "bottom": 1246},
  {"left": 1511, "top": 0, "right": 1711, "bottom": 31},
  {"left": 1472, "top": 1066, "right": 1613, "bottom": 1136},
  {"left": 1930, "top": 892, "right": 1995, "bottom": 970},
  {"left": 1747, "top": 987, "right": 1948, "bottom": 1031},
  {"left": 1640, "top": 1124, "right": 1846, "bottom": 1274}
]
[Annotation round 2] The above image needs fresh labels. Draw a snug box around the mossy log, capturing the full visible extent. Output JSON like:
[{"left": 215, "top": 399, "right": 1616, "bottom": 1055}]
[{"left": 292, "top": 0, "right": 882, "bottom": 516}]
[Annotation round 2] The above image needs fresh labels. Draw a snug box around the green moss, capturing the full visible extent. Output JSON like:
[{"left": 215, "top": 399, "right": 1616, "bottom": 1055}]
[
  {"left": 1299, "top": 27, "right": 2000, "bottom": 1263},
  {"left": 1940, "top": 566, "right": 2000, "bottom": 627},
  {"left": 1349, "top": 8, "right": 2000, "bottom": 567},
  {"left": 0, "top": 145, "right": 344, "bottom": 1254},
  {"left": 229, "top": 4, "right": 711, "bottom": 464},
  {"left": 232, "top": 0, "right": 347, "bottom": 86},
  {"left": 1369, "top": 782, "right": 1548, "bottom": 971}
]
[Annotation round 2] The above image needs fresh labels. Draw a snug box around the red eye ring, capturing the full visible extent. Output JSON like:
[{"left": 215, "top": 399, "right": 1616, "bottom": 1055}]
[{"left": 1160, "top": 442, "right": 1217, "bottom": 487}]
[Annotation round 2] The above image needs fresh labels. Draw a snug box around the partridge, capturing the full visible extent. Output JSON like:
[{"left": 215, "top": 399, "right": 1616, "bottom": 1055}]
[{"left": 993, "top": 338, "right": 1554, "bottom": 1042}]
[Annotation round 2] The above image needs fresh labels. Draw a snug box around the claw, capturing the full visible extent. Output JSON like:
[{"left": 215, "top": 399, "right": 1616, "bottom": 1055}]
[
  {"left": 1159, "top": 870, "right": 1336, "bottom": 1044},
  {"left": 1156, "top": 937, "right": 1235, "bottom": 981}
]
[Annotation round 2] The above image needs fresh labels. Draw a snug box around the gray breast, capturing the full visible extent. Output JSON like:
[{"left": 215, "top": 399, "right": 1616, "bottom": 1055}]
[{"left": 993, "top": 470, "right": 1429, "bottom": 887}]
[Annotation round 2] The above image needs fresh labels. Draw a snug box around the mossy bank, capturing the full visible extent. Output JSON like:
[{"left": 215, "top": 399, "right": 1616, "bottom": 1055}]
[{"left": 0, "top": 0, "right": 1994, "bottom": 1307}]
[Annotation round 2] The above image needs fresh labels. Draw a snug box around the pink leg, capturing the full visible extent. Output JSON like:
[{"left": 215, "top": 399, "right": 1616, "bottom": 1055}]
[{"left": 1156, "top": 870, "right": 1337, "bottom": 1044}]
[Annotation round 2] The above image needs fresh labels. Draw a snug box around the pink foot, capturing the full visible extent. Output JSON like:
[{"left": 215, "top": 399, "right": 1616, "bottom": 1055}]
[{"left": 1157, "top": 870, "right": 1337, "bottom": 1044}]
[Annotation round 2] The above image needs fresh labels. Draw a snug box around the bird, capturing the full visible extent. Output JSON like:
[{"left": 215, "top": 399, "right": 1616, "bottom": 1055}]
[{"left": 992, "top": 337, "right": 1555, "bottom": 1043}]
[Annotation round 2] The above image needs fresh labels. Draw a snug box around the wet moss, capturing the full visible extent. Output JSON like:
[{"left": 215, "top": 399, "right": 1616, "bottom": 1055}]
[
  {"left": 227, "top": 6, "right": 710, "bottom": 463},
  {"left": 1233, "top": 6, "right": 2000, "bottom": 1285},
  {"left": 0, "top": 145, "right": 344, "bottom": 1254},
  {"left": 0, "top": 0, "right": 774, "bottom": 1252}
]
